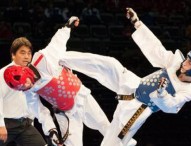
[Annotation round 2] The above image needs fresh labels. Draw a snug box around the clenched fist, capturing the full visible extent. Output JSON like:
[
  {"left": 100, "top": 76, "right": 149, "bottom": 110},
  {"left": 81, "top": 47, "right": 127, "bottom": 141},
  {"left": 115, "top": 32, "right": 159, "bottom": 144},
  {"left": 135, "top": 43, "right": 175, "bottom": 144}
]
[
  {"left": 126, "top": 8, "right": 139, "bottom": 24},
  {"left": 157, "top": 77, "right": 168, "bottom": 95},
  {"left": 65, "top": 16, "right": 80, "bottom": 28}
]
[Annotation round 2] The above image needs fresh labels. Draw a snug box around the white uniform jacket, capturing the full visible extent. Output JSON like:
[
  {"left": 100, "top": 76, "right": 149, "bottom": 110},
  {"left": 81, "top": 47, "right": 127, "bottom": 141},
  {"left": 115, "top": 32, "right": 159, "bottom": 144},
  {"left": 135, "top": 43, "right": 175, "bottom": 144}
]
[
  {"left": 29, "top": 26, "right": 91, "bottom": 113},
  {"left": 0, "top": 62, "right": 56, "bottom": 135},
  {"left": 59, "top": 22, "right": 191, "bottom": 114},
  {"left": 27, "top": 25, "right": 110, "bottom": 146},
  {"left": 132, "top": 21, "right": 191, "bottom": 113}
]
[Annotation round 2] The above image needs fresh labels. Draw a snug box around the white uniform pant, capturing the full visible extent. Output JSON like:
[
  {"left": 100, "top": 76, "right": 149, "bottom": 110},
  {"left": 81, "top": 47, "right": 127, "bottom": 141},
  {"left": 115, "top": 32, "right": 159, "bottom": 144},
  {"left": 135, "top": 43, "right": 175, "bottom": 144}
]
[
  {"left": 101, "top": 99, "right": 152, "bottom": 146},
  {"left": 60, "top": 51, "right": 141, "bottom": 95},
  {"left": 60, "top": 52, "right": 149, "bottom": 145},
  {"left": 55, "top": 85, "right": 110, "bottom": 146}
]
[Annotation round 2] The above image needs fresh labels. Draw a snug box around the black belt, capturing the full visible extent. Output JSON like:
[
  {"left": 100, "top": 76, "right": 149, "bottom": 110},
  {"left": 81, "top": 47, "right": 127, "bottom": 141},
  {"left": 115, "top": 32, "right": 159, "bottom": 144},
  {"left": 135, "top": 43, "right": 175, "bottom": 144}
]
[
  {"left": 118, "top": 104, "right": 147, "bottom": 139},
  {"left": 53, "top": 108, "right": 70, "bottom": 145},
  {"left": 117, "top": 94, "right": 135, "bottom": 100},
  {"left": 5, "top": 117, "right": 27, "bottom": 122},
  {"left": 4, "top": 117, "right": 32, "bottom": 129}
]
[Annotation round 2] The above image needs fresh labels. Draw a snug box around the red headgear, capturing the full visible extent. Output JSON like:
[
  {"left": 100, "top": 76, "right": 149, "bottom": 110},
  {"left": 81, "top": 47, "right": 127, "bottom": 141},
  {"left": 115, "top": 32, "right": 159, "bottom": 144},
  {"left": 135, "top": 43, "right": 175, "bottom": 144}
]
[{"left": 4, "top": 65, "right": 35, "bottom": 90}]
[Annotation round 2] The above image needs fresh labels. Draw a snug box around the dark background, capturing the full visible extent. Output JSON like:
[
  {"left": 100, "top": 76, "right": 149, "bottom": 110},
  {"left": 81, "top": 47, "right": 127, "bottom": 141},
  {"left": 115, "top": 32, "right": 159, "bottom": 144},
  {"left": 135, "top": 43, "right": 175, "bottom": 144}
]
[{"left": 1, "top": 0, "right": 191, "bottom": 146}]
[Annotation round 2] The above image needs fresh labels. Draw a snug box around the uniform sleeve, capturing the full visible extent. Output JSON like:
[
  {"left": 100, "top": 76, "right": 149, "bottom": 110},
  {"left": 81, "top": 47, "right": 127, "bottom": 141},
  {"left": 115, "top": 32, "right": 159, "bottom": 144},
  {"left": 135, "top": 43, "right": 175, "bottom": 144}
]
[
  {"left": 25, "top": 91, "right": 56, "bottom": 135},
  {"left": 150, "top": 90, "right": 190, "bottom": 113},
  {"left": 0, "top": 85, "right": 5, "bottom": 127},
  {"left": 33, "top": 27, "right": 71, "bottom": 74},
  {"left": 59, "top": 51, "right": 141, "bottom": 94},
  {"left": 32, "top": 27, "right": 71, "bottom": 75},
  {"left": 40, "top": 27, "right": 71, "bottom": 63},
  {"left": 132, "top": 21, "right": 175, "bottom": 68}
]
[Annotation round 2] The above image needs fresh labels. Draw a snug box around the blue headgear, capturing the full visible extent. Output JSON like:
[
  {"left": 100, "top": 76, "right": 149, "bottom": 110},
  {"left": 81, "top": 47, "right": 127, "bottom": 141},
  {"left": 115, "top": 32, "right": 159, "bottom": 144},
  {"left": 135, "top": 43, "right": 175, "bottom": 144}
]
[{"left": 185, "top": 51, "right": 191, "bottom": 76}]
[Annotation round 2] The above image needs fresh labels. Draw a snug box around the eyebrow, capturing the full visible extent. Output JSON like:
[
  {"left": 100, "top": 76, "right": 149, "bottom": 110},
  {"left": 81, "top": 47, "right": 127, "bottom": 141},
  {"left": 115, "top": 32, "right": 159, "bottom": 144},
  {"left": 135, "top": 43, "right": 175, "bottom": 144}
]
[{"left": 19, "top": 50, "right": 32, "bottom": 53}]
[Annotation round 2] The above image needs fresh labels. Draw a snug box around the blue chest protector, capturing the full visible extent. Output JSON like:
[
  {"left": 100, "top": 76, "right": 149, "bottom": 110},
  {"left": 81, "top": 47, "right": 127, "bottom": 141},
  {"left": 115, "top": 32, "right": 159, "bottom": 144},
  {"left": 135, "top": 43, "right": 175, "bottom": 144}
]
[{"left": 135, "top": 69, "right": 175, "bottom": 112}]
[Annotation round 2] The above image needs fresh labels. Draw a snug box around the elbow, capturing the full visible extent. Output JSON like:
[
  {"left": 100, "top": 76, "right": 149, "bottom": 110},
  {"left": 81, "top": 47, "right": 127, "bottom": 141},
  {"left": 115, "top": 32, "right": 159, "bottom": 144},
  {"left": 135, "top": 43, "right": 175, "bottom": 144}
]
[
  {"left": 160, "top": 105, "right": 180, "bottom": 114},
  {"left": 106, "top": 56, "right": 117, "bottom": 62},
  {"left": 162, "top": 109, "right": 178, "bottom": 114}
]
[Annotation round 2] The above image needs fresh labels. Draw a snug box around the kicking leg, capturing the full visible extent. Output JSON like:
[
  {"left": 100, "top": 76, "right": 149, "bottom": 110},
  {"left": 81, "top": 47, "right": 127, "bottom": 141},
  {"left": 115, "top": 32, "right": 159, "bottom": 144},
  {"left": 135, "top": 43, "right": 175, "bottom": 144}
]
[{"left": 60, "top": 51, "right": 140, "bottom": 94}]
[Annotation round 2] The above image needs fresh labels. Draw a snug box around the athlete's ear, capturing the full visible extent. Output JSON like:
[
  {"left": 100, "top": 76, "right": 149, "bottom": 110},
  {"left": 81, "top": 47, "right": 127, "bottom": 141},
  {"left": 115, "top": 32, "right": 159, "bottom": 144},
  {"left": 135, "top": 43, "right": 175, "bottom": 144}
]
[
  {"left": 12, "top": 56, "right": 15, "bottom": 60},
  {"left": 11, "top": 53, "right": 15, "bottom": 60}
]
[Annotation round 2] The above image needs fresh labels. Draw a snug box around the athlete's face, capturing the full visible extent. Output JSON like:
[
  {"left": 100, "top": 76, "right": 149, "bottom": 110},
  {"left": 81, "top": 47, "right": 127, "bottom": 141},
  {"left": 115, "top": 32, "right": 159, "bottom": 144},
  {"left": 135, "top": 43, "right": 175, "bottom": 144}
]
[
  {"left": 12, "top": 46, "right": 32, "bottom": 67},
  {"left": 180, "top": 58, "right": 191, "bottom": 74},
  {"left": 74, "top": 19, "right": 80, "bottom": 27}
]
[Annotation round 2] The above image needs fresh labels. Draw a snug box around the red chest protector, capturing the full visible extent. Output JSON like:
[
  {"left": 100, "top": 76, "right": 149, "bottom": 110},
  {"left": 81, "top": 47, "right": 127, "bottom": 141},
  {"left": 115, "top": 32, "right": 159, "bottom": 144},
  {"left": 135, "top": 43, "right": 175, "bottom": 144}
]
[{"left": 34, "top": 55, "right": 81, "bottom": 111}]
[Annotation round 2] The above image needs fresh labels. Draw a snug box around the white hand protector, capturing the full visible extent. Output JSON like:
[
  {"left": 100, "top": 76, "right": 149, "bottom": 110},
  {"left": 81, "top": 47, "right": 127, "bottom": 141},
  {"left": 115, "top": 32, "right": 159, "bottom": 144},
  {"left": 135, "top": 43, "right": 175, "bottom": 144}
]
[
  {"left": 65, "top": 16, "right": 79, "bottom": 28},
  {"left": 157, "top": 77, "right": 168, "bottom": 96},
  {"left": 48, "top": 128, "right": 60, "bottom": 146},
  {"left": 126, "top": 8, "right": 139, "bottom": 24}
]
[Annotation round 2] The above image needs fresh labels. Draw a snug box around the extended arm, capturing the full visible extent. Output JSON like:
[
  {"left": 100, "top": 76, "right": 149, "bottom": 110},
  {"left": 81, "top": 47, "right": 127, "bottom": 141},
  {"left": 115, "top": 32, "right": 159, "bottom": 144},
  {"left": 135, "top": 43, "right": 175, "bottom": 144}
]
[
  {"left": 127, "top": 8, "right": 175, "bottom": 68},
  {"left": 0, "top": 87, "right": 5, "bottom": 127},
  {"left": 149, "top": 77, "right": 190, "bottom": 113},
  {"left": 0, "top": 85, "right": 7, "bottom": 143},
  {"left": 150, "top": 90, "right": 189, "bottom": 113},
  {"left": 25, "top": 91, "right": 56, "bottom": 136},
  {"left": 37, "top": 17, "right": 79, "bottom": 67},
  {"left": 26, "top": 93, "right": 62, "bottom": 145}
]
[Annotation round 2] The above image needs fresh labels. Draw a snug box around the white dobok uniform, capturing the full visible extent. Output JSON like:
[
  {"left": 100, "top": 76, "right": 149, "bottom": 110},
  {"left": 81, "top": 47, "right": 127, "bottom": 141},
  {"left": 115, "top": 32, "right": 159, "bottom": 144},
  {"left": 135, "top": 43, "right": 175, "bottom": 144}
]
[
  {"left": 58, "top": 21, "right": 191, "bottom": 146},
  {"left": 26, "top": 26, "right": 110, "bottom": 146},
  {"left": 0, "top": 62, "right": 56, "bottom": 136}
]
